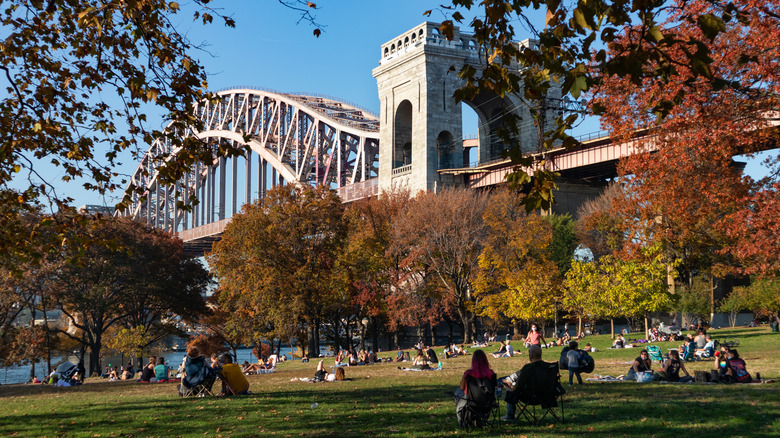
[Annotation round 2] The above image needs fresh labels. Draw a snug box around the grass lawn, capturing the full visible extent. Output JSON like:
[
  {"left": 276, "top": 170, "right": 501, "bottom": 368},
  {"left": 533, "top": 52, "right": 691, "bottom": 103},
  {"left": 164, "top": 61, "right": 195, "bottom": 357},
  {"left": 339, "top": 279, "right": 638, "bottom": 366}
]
[{"left": 1, "top": 326, "right": 778, "bottom": 437}]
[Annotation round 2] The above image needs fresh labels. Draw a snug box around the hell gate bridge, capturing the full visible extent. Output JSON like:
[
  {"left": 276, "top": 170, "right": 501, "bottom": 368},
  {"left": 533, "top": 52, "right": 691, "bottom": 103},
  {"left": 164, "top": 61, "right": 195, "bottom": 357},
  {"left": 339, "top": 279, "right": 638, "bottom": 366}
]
[{"left": 116, "top": 22, "right": 698, "bottom": 256}]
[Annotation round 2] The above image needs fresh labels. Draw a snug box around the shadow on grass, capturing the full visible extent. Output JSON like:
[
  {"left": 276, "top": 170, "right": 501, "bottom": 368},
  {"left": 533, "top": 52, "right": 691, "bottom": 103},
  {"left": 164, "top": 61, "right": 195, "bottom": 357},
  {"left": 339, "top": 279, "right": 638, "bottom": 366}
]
[{"left": 1, "top": 377, "right": 778, "bottom": 437}]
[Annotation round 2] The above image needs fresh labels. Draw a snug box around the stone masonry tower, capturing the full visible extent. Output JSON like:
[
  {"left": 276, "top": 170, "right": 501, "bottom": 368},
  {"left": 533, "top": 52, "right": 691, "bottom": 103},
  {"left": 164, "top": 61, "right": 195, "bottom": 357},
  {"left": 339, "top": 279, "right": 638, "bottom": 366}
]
[{"left": 373, "top": 22, "right": 557, "bottom": 194}]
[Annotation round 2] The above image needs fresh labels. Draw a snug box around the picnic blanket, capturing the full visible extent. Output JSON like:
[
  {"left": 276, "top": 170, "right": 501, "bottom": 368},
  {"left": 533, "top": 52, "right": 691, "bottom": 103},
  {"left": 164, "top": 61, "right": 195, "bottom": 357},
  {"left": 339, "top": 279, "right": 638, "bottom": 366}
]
[{"left": 585, "top": 374, "right": 627, "bottom": 382}]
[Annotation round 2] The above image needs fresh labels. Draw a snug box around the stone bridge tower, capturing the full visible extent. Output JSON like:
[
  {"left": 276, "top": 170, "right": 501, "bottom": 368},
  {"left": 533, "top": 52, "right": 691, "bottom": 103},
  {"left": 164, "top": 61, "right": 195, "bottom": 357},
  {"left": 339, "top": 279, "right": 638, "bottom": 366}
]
[{"left": 373, "top": 22, "right": 559, "bottom": 194}]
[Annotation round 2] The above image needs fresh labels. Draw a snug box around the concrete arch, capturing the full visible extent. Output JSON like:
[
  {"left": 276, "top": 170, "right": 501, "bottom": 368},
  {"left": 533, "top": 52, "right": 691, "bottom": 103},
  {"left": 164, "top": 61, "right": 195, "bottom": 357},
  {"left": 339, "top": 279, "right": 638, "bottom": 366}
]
[{"left": 393, "top": 99, "right": 413, "bottom": 168}]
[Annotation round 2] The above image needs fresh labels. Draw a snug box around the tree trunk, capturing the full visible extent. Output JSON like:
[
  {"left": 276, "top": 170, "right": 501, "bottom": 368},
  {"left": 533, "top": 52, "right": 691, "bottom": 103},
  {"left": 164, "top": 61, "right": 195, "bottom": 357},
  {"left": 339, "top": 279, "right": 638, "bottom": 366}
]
[
  {"left": 513, "top": 320, "right": 521, "bottom": 337},
  {"left": 644, "top": 313, "right": 649, "bottom": 340},
  {"left": 457, "top": 308, "right": 474, "bottom": 344},
  {"left": 360, "top": 321, "right": 366, "bottom": 351},
  {"left": 610, "top": 318, "right": 615, "bottom": 339},
  {"left": 371, "top": 317, "right": 379, "bottom": 352},
  {"left": 307, "top": 324, "right": 316, "bottom": 358},
  {"left": 578, "top": 316, "right": 582, "bottom": 337},
  {"left": 427, "top": 322, "right": 434, "bottom": 347},
  {"left": 416, "top": 325, "right": 424, "bottom": 345},
  {"left": 42, "top": 298, "right": 52, "bottom": 375},
  {"left": 89, "top": 338, "right": 102, "bottom": 376},
  {"left": 393, "top": 330, "right": 400, "bottom": 350}
]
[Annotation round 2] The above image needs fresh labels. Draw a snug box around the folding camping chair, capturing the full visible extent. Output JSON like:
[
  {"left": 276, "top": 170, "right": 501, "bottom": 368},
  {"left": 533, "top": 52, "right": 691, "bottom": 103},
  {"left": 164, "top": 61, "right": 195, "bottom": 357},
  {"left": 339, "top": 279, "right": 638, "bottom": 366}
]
[
  {"left": 646, "top": 345, "right": 665, "bottom": 363},
  {"left": 457, "top": 374, "right": 500, "bottom": 431},
  {"left": 179, "top": 355, "right": 216, "bottom": 397},
  {"left": 516, "top": 361, "right": 565, "bottom": 426}
]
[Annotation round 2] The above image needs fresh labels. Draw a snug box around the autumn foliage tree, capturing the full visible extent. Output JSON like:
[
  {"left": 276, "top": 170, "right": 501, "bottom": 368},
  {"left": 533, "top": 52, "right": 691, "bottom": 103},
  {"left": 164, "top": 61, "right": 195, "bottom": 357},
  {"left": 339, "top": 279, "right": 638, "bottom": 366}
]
[
  {"left": 392, "top": 188, "right": 489, "bottom": 344},
  {"left": 209, "top": 185, "right": 345, "bottom": 357},
  {"left": 0, "top": 1, "right": 239, "bottom": 264},
  {"left": 593, "top": 0, "right": 780, "bottom": 282},
  {"left": 54, "top": 217, "right": 210, "bottom": 375},
  {"left": 334, "top": 190, "right": 409, "bottom": 350},
  {"left": 475, "top": 188, "right": 559, "bottom": 334}
]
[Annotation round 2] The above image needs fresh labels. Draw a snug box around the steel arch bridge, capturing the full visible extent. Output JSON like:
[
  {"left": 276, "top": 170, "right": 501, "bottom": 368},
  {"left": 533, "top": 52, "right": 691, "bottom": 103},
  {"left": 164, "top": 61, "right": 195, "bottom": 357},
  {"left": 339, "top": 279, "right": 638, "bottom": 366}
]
[{"left": 118, "top": 87, "right": 380, "bottom": 254}]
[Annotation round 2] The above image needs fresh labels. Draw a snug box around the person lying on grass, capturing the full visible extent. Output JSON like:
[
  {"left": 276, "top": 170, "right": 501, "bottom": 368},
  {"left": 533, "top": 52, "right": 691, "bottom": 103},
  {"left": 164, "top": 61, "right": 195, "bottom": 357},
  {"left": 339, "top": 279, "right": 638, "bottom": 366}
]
[{"left": 314, "top": 360, "right": 345, "bottom": 382}]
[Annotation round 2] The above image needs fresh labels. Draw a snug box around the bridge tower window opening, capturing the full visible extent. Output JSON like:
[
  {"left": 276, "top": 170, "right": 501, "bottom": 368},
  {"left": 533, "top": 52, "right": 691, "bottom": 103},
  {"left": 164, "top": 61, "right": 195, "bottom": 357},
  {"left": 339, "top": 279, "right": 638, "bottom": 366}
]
[
  {"left": 393, "top": 100, "right": 413, "bottom": 169},
  {"left": 461, "top": 103, "right": 479, "bottom": 166},
  {"left": 488, "top": 107, "right": 506, "bottom": 161},
  {"left": 404, "top": 36, "right": 409, "bottom": 48},
  {"left": 436, "top": 130, "right": 454, "bottom": 170}
]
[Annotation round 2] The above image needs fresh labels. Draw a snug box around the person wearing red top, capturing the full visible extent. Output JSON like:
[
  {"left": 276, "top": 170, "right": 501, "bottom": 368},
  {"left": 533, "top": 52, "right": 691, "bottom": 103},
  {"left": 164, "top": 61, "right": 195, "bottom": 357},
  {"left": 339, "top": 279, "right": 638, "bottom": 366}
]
[{"left": 523, "top": 323, "right": 546, "bottom": 348}]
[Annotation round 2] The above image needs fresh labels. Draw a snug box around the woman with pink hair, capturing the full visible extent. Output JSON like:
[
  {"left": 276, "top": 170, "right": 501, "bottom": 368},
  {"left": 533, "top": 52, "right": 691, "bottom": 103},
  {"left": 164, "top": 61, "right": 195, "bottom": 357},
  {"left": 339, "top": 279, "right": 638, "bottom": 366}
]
[
  {"left": 455, "top": 350, "right": 497, "bottom": 426},
  {"left": 460, "top": 349, "right": 496, "bottom": 392}
]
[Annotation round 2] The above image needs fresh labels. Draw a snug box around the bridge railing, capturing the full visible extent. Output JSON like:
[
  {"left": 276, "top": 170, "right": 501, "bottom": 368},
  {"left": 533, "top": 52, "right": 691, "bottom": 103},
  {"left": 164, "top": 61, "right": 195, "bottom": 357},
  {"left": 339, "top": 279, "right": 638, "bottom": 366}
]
[
  {"left": 211, "top": 85, "right": 379, "bottom": 119},
  {"left": 392, "top": 164, "right": 413, "bottom": 176},
  {"left": 334, "top": 179, "right": 378, "bottom": 203}
]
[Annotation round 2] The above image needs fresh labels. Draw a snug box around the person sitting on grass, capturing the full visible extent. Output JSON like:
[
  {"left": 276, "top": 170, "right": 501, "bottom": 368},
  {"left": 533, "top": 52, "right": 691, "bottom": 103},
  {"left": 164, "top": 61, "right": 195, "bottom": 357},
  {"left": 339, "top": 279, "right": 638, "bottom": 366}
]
[
  {"left": 625, "top": 349, "right": 653, "bottom": 381},
  {"left": 725, "top": 349, "right": 752, "bottom": 383},
  {"left": 121, "top": 362, "right": 134, "bottom": 380},
  {"left": 492, "top": 341, "right": 507, "bottom": 357},
  {"left": 153, "top": 357, "right": 169, "bottom": 382},
  {"left": 657, "top": 350, "right": 693, "bottom": 382},
  {"left": 500, "top": 345, "right": 548, "bottom": 421},
  {"left": 403, "top": 351, "right": 411, "bottom": 362},
  {"left": 492, "top": 340, "right": 514, "bottom": 358},
  {"left": 138, "top": 357, "right": 156, "bottom": 382},
  {"left": 393, "top": 347, "right": 405, "bottom": 362},
  {"left": 412, "top": 349, "right": 430, "bottom": 368},
  {"left": 266, "top": 353, "right": 279, "bottom": 369},
  {"left": 347, "top": 349, "right": 358, "bottom": 367},
  {"left": 678, "top": 333, "right": 695, "bottom": 353},
  {"left": 613, "top": 334, "right": 626, "bottom": 349},
  {"left": 454, "top": 349, "right": 496, "bottom": 426},
  {"left": 425, "top": 345, "right": 439, "bottom": 364},
  {"left": 218, "top": 354, "right": 250, "bottom": 395},
  {"left": 695, "top": 335, "right": 716, "bottom": 357}
]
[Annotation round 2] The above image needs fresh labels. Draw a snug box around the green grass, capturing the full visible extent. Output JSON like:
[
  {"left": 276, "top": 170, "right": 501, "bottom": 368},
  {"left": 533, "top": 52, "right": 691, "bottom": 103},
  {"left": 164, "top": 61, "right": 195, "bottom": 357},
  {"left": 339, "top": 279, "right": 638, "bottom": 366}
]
[{"left": 1, "top": 326, "right": 778, "bottom": 437}]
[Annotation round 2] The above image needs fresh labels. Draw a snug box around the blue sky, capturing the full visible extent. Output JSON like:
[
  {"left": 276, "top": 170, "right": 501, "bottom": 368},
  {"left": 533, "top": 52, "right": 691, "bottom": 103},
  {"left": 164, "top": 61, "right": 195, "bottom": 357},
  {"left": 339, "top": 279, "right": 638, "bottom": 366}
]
[{"left": 23, "top": 1, "right": 776, "bottom": 208}]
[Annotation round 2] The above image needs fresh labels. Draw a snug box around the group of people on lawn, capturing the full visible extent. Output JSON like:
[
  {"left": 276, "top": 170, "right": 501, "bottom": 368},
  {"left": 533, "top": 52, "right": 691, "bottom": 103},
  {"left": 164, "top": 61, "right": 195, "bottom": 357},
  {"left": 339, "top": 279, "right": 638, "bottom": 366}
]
[
  {"left": 101, "top": 357, "right": 176, "bottom": 383},
  {"left": 625, "top": 344, "right": 752, "bottom": 383}
]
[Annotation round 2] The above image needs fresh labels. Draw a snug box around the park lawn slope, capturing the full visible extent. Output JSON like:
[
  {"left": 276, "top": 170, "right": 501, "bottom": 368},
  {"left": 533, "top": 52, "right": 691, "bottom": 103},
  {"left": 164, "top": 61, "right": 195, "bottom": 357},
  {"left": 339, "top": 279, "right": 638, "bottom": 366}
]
[{"left": 0, "top": 326, "right": 777, "bottom": 437}]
